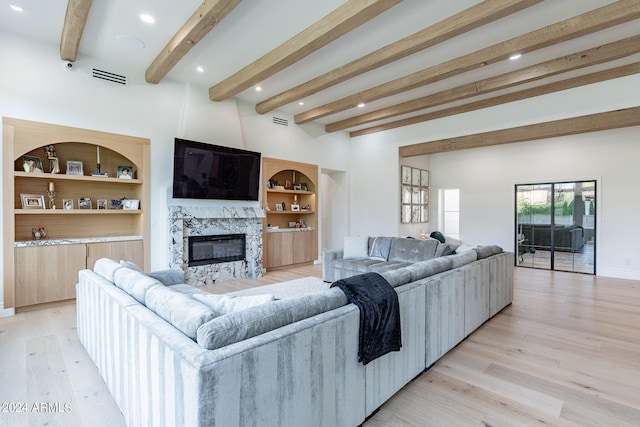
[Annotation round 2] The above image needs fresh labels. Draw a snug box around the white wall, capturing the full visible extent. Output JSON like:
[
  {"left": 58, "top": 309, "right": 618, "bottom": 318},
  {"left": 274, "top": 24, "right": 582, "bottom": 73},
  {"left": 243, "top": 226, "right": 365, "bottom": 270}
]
[
  {"left": 350, "top": 73, "right": 640, "bottom": 280},
  {"left": 0, "top": 32, "right": 350, "bottom": 310}
]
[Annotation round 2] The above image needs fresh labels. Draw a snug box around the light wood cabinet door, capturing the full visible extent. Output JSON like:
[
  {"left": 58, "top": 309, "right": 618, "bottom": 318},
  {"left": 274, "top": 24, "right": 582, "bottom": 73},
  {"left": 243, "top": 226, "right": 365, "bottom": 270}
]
[
  {"left": 87, "top": 240, "right": 144, "bottom": 270},
  {"left": 293, "top": 231, "right": 317, "bottom": 264},
  {"left": 15, "top": 245, "right": 86, "bottom": 307},
  {"left": 266, "top": 232, "right": 294, "bottom": 268}
]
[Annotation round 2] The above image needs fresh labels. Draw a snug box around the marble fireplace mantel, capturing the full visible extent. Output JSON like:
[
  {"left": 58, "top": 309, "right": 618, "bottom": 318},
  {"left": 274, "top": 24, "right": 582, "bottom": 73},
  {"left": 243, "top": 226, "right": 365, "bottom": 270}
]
[{"left": 169, "top": 206, "right": 265, "bottom": 286}]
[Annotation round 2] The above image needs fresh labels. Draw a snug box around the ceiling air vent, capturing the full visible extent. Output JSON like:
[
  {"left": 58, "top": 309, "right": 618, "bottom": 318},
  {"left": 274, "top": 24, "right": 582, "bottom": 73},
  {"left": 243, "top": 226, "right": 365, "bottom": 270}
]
[
  {"left": 272, "top": 116, "right": 288, "bottom": 126},
  {"left": 92, "top": 68, "right": 127, "bottom": 85}
]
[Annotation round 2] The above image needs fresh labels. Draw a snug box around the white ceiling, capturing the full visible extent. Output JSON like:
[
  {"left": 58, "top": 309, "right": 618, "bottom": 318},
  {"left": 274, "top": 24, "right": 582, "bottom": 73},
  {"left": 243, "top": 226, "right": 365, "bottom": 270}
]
[{"left": 1, "top": 0, "right": 637, "bottom": 133}]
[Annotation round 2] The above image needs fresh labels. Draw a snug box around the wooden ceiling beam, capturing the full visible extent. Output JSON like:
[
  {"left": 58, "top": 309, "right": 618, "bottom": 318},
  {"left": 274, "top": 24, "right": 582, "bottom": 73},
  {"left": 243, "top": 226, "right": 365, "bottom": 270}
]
[
  {"left": 255, "top": 0, "right": 543, "bottom": 114},
  {"left": 351, "top": 62, "right": 640, "bottom": 137},
  {"left": 329, "top": 35, "right": 640, "bottom": 132},
  {"left": 295, "top": 0, "right": 640, "bottom": 124},
  {"left": 60, "top": 0, "right": 93, "bottom": 62},
  {"left": 208, "top": 0, "right": 403, "bottom": 101},
  {"left": 145, "top": 0, "right": 242, "bottom": 84},
  {"left": 398, "top": 106, "right": 640, "bottom": 157}
]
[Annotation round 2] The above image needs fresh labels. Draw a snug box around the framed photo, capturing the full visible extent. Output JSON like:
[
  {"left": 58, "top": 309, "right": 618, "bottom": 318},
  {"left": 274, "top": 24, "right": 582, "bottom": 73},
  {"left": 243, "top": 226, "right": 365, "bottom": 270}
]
[
  {"left": 62, "top": 199, "right": 73, "bottom": 210},
  {"left": 123, "top": 199, "right": 139, "bottom": 210},
  {"left": 32, "top": 227, "right": 47, "bottom": 240},
  {"left": 97, "top": 199, "right": 107, "bottom": 210},
  {"left": 66, "top": 160, "right": 84, "bottom": 176},
  {"left": 21, "top": 194, "right": 45, "bottom": 209},
  {"left": 109, "top": 199, "right": 123, "bottom": 209},
  {"left": 275, "top": 203, "right": 284, "bottom": 211},
  {"left": 78, "top": 197, "right": 92, "bottom": 209},
  {"left": 291, "top": 204, "right": 300, "bottom": 211},
  {"left": 23, "top": 156, "right": 44, "bottom": 173},
  {"left": 118, "top": 166, "right": 133, "bottom": 179}
]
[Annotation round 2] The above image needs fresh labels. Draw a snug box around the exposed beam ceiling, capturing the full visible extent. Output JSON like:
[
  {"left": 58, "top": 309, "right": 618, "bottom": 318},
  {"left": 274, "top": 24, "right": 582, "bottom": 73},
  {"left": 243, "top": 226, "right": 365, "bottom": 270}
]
[
  {"left": 351, "top": 62, "right": 640, "bottom": 137},
  {"left": 59, "top": 0, "right": 93, "bottom": 62},
  {"left": 399, "top": 106, "right": 640, "bottom": 157},
  {"left": 255, "top": 0, "right": 544, "bottom": 114},
  {"left": 9, "top": 0, "right": 640, "bottom": 138},
  {"left": 208, "top": 0, "right": 403, "bottom": 101},
  {"left": 329, "top": 34, "right": 640, "bottom": 132},
  {"left": 145, "top": 0, "right": 243, "bottom": 84},
  {"left": 295, "top": 0, "right": 640, "bottom": 125}
]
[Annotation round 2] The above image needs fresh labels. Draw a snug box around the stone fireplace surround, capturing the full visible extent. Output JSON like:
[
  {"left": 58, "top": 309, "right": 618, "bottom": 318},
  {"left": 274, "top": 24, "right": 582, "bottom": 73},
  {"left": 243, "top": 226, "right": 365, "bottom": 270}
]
[{"left": 169, "top": 206, "right": 265, "bottom": 286}]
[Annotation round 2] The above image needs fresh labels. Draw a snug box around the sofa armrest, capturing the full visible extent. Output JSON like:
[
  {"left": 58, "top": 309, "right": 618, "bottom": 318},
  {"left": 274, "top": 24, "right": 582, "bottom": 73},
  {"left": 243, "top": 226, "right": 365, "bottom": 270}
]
[{"left": 322, "top": 249, "right": 344, "bottom": 282}]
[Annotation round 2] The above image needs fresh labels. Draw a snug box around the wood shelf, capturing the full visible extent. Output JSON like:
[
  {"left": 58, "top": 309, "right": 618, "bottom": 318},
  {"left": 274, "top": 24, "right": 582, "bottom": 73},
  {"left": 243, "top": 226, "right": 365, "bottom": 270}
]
[
  {"left": 14, "top": 171, "right": 143, "bottom": 184},
  {"left": 267, "top": 210, "right": 315, "bottom": 215},
  {"left": 15, "top": 209, "right": 141, "bottom": 215},
  {"left": 262, "top": 157, "right": 318, "bottom": 270},
  {"left": 3, "top": 117, "right": 150, "bottom": 309},
  {"left": 266, "top": 188, "right": 314, "bottom": 195}
]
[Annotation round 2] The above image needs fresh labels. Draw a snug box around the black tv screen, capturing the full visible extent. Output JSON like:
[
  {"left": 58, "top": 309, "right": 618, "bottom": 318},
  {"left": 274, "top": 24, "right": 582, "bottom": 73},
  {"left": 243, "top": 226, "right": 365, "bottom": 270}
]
[{"left": 172, "top": 138, "right": 261, "bottom": 201}]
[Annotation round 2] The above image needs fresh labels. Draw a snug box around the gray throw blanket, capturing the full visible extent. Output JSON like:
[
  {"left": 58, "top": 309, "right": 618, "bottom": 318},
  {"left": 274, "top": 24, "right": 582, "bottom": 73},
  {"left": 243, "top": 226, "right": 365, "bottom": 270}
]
[{"left": 331, "top": 272, "right": 402, "bottom": 364}]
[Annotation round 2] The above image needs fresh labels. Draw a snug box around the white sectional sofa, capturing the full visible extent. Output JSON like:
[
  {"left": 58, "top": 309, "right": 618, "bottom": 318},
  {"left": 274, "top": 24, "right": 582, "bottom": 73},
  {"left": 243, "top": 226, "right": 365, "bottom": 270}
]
[{"left": 76, "top": 246, "right": 513, "bottom": 427}]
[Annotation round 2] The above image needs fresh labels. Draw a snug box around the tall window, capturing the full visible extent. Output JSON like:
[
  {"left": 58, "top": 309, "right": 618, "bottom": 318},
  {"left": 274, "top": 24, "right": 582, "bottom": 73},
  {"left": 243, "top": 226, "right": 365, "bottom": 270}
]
[{"left": 441, "top": 189, "right": 459, "bottom": 239}]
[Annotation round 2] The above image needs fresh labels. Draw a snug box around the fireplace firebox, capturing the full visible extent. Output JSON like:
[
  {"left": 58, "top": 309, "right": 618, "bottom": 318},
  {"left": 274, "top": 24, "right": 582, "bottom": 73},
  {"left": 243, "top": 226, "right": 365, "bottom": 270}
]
[{"left": 188, "top": 234, "right": 246, "bottom": 267}]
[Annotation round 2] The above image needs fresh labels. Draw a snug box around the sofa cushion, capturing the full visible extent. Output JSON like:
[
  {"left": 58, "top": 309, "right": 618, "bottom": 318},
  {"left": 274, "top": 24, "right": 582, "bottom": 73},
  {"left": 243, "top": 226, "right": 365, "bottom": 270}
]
[
  {"left": 435, "top": 241, "right": 460, "bottom": 257},
  {"left": 193, "top": 293, "right": 275, "bottom": 315},
  {"left": 196, "top": 288, "right": 348, "bottom": 350},
  {"left": 145, "top": 285, "right": 216, "bottom": 340},
  {"left": 332, "top": 258, "right": 387, "bottom": 273},
  {"left": 93, "top": 258, "right": 124, "bottom": 283},
  {"left": 113, "top": 267, "right": 161, "bottom": 304},
  {"left": 448, "top": 250, "right": 478, "bottom": 268},
  {"left": 147, "top": 269, "right": 185, "bottom": 286},
  {"left": 380, "top": 268, "right": 412, "bottom": 288},
  {"left": 120, "top": 259, "right": 143, "bottom": 272},
  {"left": 343, "top": 235, "right": 369, "bottom": 258},
  {"left": 474, "top": 245, "right": 504, "bottom": 259},
  {"left": 367, "top": 261, "right": 412, "bottom": 274},
  {"left": 388, "top": 238, "right": 438, "bottom": 263},
  {"left": 406, "top": 258, "right": 453, "bottom": 282},
  {"left": 369, "top": 237, "right": 393, "bottom": 260}
]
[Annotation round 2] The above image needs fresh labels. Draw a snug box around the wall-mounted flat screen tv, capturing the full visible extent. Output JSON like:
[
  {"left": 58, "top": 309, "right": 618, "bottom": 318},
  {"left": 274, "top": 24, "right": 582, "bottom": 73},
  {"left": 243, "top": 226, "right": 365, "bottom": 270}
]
[{"left": 172, "top": 138, "right": 261, "bottom": 201}]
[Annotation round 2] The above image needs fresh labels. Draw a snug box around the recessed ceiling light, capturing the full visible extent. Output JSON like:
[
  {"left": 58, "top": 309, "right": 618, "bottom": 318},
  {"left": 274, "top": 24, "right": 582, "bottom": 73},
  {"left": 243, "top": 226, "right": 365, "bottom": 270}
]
[
  {"left": 140, "top": 14, "right": 155, "bottom": 24},
  {"left": 255, "top": 86, "right": 262, "bottom": 92},
  {"left": 298, "top": 101, "right": 304, "bottom": 106},
  {"left": 509, "top": 53, "right": 522, "bottom": 60},
  {"left": 357, "top": 102, "right": 365, "bottom": 108},
  {"left": 9, "top": 4, "right": 23, "bottom": 12},
  {"left": 196, "top": 66, "right": 204, "bottom": 73}
]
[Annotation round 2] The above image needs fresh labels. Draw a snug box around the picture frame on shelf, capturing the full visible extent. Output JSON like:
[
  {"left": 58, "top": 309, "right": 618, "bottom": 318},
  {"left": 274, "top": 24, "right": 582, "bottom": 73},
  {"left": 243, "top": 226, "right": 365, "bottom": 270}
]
[
  {"left": 291, "top": 204, "right": 300, "bottom": 211},
  {"left": 21, "top": 194, "right": 46, "bottom": 209},
  {"left": 109, "top": 199, "right": 123, "bottom": 209},
  {"left": 118, "top": 166, "right": 133, "bottom": 179},
  {"left": 78, "top": 197, "right": 92, "bottom": 209},
  {"left": 123, "top": 199, "right": 139, "bottom": 210},
  {"left": 66, "top": 160, "right": 84, "bottom": 176},
  {"left": 32, "top": 227, "right": 47, "bottom": 240},
  {"left": 23, "top": 156, "right": 44, "bottom": 173},
  {"left": 97, "top": 199, "right": 107, "bottom": 210},
  {"left": 275, "top": 203, "right": 284, "bottom": 211},
  {"left": 62, "top": 199, "right": 73, "bottom": 210}
]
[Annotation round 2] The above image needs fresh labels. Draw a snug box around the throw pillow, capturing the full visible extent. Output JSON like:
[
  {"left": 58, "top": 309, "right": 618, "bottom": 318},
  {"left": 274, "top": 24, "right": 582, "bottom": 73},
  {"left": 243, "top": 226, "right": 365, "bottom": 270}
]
[
  {"left": 429, "top": 231, "right": 446, "bottom": 243},
  {"left": 369, "top": 236, "right": 393, "bottom": 260},
  {"left": 343, "top": 235, "right": 369, "bottom": 258},
  {"left": 193, "top": 293, "right": 275, "bottom": 315}
]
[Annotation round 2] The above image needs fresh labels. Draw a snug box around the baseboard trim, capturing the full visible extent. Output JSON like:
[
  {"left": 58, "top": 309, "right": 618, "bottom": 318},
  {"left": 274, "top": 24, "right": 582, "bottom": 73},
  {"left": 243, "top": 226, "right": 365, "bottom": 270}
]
[{"left": 0, "top": 307, "right": 16, "bottom": 317}]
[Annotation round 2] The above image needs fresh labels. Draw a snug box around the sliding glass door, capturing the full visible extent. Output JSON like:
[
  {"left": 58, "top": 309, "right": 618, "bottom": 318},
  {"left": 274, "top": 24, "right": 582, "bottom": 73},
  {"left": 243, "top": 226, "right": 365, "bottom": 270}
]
[{"left": 515, "top": 181, "right": 595, "bottom": 274}]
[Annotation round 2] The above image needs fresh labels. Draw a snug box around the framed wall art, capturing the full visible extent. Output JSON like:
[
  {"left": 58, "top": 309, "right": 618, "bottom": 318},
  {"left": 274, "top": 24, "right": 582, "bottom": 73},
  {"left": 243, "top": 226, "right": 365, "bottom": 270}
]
[{"left": 400, "top": 165, "right": 429, "bottom": 224}]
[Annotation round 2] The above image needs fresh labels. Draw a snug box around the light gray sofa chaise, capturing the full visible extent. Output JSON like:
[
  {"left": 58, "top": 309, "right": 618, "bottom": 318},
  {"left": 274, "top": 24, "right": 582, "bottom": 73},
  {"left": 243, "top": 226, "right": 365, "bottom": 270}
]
[{"left": 77, "top": 245, "right": 513, "bottom": 427}]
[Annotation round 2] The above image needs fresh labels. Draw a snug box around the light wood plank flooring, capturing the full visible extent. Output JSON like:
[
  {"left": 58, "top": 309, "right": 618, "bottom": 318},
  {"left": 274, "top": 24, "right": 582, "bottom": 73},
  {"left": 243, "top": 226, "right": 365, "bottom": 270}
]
[{"left": 1, "top": 266, "right": 638, "bottom": 426}]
